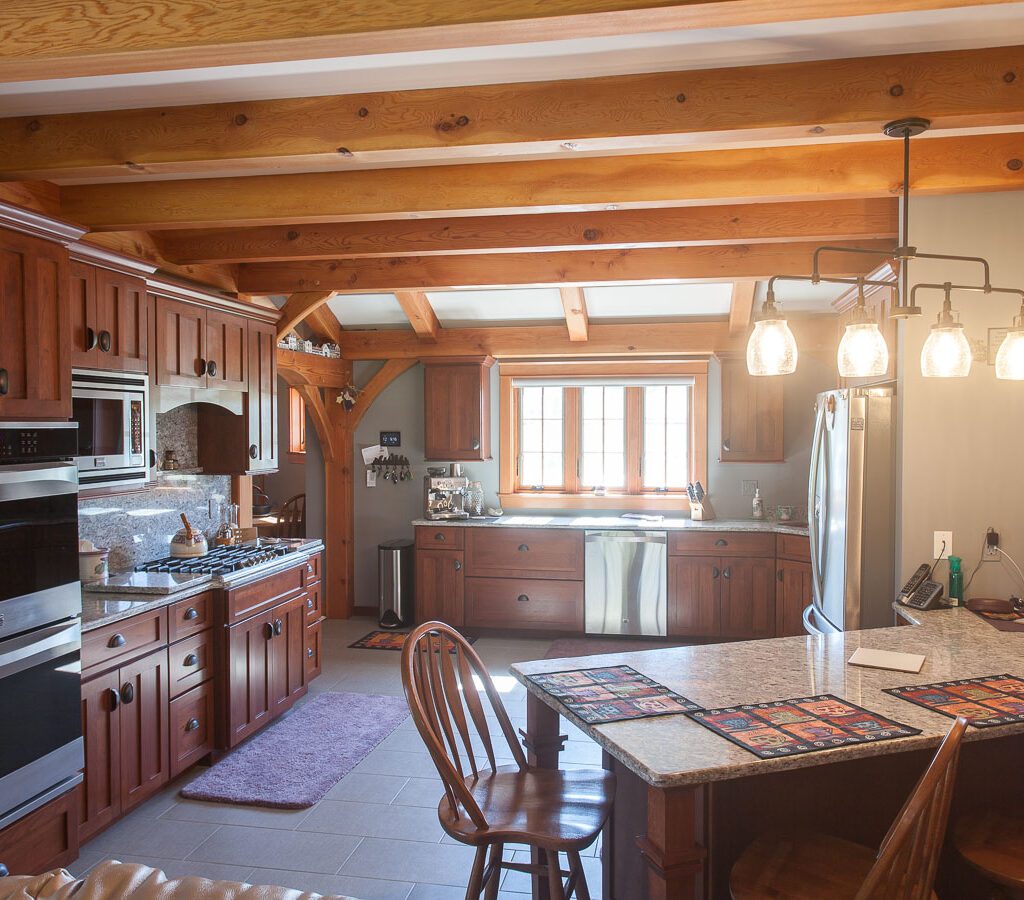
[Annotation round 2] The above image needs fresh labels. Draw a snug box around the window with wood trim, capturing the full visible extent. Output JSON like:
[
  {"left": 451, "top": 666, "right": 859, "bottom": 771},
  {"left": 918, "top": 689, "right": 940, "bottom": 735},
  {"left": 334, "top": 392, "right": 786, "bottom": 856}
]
[
  {"left": 499, "top": 361, "right": 708, "bottom": 511},
  {"left": 287, "top": 387, "right": 307, "bottom": 462}
]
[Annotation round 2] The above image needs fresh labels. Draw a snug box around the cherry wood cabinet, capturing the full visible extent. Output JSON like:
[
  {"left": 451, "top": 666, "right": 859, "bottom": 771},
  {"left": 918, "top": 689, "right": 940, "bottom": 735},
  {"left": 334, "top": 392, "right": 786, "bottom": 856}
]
[
  {"left": 69, "top": 262, "right": 150, "bottom": 373},
  {"left": 668, "top": 554, "right": 774, "bottom": 639},
  {"left": 668, "top": 557, "right": 720, "bottom": 638},
  {"left": 719, "top": 557, "right": 776, "bottom": 640},
  {"left": 466, "top": 527, "right": 583, "bottom": 581},
  {"left": 154, "top": 295, "right": 248, "bottom": 391},
  {"left": 0, "top": 228, "right": 71, "bottom": 419},
  {"left": 246, "top": 319, "right": 278, "bottom": 472},
  {"left": 0, "top": 786, "right": 79, "bottom": 876},
  {"left": 776, "top": 559, "right": 813, "bottom": 638},
  {"left": 465, "top": 576, "right": 583, "bottom": 631},
  {"left": 79, "top": 648, "right": 169, "bottom": 840},
  {"left": 205, "top": 308, "right": 248, "bottom": 391},
  {"left": 169, "top": 681, "right": 215, "bottom": 778},
  {"left": 719, "top": 357, "right": 784, "bottom": 463},
  {"left": 415, "top": 547, "right": 465, "bottom": 626},
  {"left": 423, "top": 357, "right": 494, "bottom": 461}
]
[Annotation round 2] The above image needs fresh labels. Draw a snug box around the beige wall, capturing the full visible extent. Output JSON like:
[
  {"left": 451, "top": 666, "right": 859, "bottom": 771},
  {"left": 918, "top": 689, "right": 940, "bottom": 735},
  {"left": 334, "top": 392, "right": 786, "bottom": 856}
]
[{"left": 899, "top": 192, "right": 1024, "bottom": 598}]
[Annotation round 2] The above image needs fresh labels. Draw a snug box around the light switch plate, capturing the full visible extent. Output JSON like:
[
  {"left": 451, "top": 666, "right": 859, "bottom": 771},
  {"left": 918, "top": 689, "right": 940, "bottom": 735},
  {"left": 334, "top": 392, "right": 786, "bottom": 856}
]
[{"left": 933, "top": 531, "right": 952, "bottom": 560}]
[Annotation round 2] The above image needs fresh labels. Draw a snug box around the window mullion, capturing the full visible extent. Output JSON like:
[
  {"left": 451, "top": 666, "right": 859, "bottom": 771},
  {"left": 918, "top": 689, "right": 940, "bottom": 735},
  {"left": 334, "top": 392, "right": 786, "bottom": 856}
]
[
  {"left": 564, "top": 387, "right": 580, "bottom": 493},
  {"left": 625, "top": 386, "right": 643, "bottom": 495}
]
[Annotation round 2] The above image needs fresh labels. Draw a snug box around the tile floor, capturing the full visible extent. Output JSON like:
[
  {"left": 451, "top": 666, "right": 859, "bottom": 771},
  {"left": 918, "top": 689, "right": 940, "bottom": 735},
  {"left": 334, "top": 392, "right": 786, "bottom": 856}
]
[{"left": 74, "top": 617, "right": 605, "bottom": 899}]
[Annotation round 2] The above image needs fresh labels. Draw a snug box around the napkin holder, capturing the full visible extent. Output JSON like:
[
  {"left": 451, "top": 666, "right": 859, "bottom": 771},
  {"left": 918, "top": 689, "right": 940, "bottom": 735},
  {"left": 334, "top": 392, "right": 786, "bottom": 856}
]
[{"left": 690, "top": 495, "right": 716, "bottom": 521}]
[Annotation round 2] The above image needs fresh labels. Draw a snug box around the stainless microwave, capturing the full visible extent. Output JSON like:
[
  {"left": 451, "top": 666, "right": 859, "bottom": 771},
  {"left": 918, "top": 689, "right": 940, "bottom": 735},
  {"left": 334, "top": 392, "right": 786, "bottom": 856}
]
[{"left": 71, "top": 370, "right": 151, "bottom": 490}]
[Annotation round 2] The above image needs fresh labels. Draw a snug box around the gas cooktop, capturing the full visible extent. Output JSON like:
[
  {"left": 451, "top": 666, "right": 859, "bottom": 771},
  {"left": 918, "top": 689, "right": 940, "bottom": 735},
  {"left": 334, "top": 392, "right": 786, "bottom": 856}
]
[{"left": 135, "top": 542, "right": 298, "bottom": 575}]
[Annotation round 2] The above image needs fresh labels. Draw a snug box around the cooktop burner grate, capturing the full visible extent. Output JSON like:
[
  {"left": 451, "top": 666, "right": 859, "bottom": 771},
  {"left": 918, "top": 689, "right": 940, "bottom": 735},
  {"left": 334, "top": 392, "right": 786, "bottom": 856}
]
[{"left": 135, "top": 542, "right": 297, "bottom": 575}]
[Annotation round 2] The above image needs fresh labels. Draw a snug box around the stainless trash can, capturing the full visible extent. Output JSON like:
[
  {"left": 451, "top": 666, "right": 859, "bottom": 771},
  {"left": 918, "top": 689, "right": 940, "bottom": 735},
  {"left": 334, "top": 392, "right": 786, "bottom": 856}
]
[{"left": 378, "top": 539, "right": 414, "bottom": 629}]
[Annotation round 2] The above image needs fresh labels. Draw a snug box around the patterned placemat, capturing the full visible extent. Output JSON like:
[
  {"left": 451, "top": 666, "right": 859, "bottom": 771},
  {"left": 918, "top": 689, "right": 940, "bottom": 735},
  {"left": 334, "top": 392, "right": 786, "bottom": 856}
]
[
  {"left": 884, "top": 674, "right": 1024, "bottom": 727},
  {"left": 348, "top": 630, "right": 477, "bottom": 652},
  {"left": 686, "top": 694, "right": 921, "bottom": 759},
  {"left": 527, "top": 664, "right": 701, "bottom": 724}
]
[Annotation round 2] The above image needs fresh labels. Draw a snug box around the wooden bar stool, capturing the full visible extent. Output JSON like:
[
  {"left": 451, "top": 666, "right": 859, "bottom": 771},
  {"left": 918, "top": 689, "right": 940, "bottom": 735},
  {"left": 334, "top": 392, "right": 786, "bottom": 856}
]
[
  {"left": 401, "top": 621, "right": 614, "bottom": 900},
  {"left": 954, "top": 808, "right": 1024, "bottom": 897},
  {"left": 730, "top": 716, "right": 968, "bottom": 900}
]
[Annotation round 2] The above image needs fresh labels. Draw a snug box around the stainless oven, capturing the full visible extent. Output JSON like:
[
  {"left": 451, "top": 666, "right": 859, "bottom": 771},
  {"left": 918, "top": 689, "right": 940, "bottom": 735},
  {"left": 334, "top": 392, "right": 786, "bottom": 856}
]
[
  {"left": 72, "top": 369, "right": 150, "bottom": 490},
  {"left": 0, "top": 423, "right": 84, "bottom": 829}
]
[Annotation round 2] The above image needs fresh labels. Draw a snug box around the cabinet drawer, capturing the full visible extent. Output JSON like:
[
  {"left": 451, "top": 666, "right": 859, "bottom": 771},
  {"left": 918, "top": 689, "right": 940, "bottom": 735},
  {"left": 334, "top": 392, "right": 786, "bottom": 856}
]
[
  {"left": 167, "top": 591, "right": 214, "bottom": 642},
  {"left": 226, "top": 562, "right": 305, "bottom": 623},
  {"left": 169, "top": 681, "right": 214, "bottom": 778},
  {"left": 668, "top": 531, "right": 776, "bottom": 558},
  {"left": 306, "top": 617, "right": 323, "bottom": 680},
  {"left": 304, "top": 583, "right": 321, "bottom": 622},
  {"left": 777, "top": 533, "right": 811, "bottom": 563},
  {"left": 0, "top": 785, "right": 79, "bottom": 875},
  {"left": 302, "top": 551, "right": 322, "bottom": 585},
  {"left": 416, "top": 526, "right": 465, "bottom": 550},
  {"left": 466, "top": 528, "right": 583, "bottom": 580},
  {"left": 465, "top": 577, "right": 583, "bottom": 631},
  {"left": 168, "top": 630, "right": 213, "bottom": 699},
  {"left": 82, "top": 608, "right": 167, "bottom": 674}
]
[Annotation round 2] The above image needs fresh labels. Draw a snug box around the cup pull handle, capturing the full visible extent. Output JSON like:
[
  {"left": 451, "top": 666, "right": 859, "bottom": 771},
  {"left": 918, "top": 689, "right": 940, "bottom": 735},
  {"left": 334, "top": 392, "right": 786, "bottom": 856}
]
[
  {"left": 183, "top": 607, "right": 199, "bottom": 620},
  {"left": 108, "top": 633, "right": 126, "bottom": 648},
  {"left": 517, "top": 594, "right": 530, "bottom": 602},
  {"left": 185, "top": 718, "right": 200, "bottom": 732},
  {"left": 183, "top": 653, "right": 199, "bottom": 667},
  {"left": 715, "top": 539, "right": 728, "bottom": 547},
  {"left": 518, "top": 544, "right": 529, "bottom": 552},
  {"left": 434, "top": 533, "right": 446, "bottom": 542}
]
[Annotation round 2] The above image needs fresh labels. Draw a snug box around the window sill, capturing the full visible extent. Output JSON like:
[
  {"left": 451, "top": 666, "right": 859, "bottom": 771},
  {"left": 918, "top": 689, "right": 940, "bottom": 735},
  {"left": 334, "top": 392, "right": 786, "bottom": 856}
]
[
  {"left": 500, "top": 492, "right": 690, "bottom": 511},
  {"left": 286, "top": 451, "right": 307, "bottom": 465}
]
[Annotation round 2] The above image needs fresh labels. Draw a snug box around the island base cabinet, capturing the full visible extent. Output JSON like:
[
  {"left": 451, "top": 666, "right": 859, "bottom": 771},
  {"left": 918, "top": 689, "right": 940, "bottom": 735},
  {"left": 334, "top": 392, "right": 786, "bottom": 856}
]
[{"left": 415, "top": 548, "right": 465, "bottom": 626}]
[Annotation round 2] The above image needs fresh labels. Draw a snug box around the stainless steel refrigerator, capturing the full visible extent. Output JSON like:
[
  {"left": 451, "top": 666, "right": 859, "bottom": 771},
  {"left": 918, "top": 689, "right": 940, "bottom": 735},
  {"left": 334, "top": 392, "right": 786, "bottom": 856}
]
[{"left": 805, "top": 387, "right": 896, "bottom": 634}]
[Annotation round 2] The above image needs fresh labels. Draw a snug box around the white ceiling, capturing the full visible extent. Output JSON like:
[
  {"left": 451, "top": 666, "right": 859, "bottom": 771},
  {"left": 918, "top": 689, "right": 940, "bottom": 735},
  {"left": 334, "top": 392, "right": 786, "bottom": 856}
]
[
  {"left": 753, "top": 279, "right": 852, "bottom": 313},
  {"left": 4, "top": 5, "right": 1024, "bottom": 116}
]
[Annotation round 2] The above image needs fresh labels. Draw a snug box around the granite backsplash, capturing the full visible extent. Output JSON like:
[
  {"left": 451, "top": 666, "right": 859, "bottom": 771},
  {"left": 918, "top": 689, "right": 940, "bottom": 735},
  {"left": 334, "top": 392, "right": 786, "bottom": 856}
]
[{"left": 78, "top": 473, "right": 231, "bottom": 572}]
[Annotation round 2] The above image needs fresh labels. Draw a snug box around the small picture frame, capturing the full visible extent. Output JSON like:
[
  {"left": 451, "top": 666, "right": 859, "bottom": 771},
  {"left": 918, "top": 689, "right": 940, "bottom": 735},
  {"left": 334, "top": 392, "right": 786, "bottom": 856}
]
[{"left": 988, "top": 327, "right": 1010, "bottom": 365}]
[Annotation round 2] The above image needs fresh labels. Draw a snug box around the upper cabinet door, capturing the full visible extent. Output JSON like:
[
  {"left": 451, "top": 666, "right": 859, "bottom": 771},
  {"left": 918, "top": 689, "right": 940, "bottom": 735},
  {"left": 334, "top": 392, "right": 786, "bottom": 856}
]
[
  {"left": 719, "top": 357, "right": 784, "bottom": 463},
  {"left": 94, "top": 268, "right": 150, "bottom": 374},
  {"left": 69, "top": 261, "right": 99, "bottom": 368},
  {"left": 205, "top": 309, "right": 248, "bottom": 391},
  {"left": 0, "top": 229, "right": 71, "bottom": 419},
  {"left": 246, "top": 319, "right": 278, "bottom": 472},
  {"left": 155, "top": 296, "right": 206, "bottom": 388},
  {"left": 423, "top": 358, "right": 493, "bottom": 461}
]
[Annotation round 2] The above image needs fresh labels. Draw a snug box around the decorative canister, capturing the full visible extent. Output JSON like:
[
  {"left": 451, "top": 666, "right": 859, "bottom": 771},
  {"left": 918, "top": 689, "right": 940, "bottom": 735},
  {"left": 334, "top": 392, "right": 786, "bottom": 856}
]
[{"left": 78, "top": 540, "right": 110, "bottom": 583}]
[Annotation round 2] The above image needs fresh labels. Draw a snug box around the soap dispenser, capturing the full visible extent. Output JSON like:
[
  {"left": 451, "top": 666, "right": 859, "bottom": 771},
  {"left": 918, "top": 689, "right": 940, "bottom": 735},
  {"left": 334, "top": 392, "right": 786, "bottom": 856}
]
[{"left": 752, "top": 488, "right": 764, "bottom": 519}]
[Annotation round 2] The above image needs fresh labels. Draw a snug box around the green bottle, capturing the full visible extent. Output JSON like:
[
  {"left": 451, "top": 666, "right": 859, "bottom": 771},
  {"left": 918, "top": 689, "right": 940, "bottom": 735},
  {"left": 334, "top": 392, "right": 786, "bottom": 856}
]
[{"left": 948, "top": 555, "right": 964, "bottom": 607}]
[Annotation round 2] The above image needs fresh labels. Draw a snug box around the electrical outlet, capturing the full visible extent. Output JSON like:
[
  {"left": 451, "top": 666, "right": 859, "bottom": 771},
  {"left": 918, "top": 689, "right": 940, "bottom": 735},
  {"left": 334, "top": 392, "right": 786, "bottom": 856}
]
[
  {"left": 741, "top": 480, "right": 759, "bottom": 497},
  {"left": 984, "top": 528, "right": 1000, "bottom": 560},
  {"left": 933, "top": 531, "right": 953, "bottom": 560}
]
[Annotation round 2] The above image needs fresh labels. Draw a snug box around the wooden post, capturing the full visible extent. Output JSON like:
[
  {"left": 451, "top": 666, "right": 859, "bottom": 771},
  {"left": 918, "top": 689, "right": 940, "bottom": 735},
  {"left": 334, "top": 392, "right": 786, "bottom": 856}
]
[{"left": 637, "top": 784, "right": 708, "bottom": 900}]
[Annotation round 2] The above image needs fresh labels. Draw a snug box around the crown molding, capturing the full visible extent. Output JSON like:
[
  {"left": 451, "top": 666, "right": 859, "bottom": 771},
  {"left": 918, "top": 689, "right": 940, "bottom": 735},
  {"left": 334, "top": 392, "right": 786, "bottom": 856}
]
[
  {"left": 69, "top": 241, "right": 159, "bottom": 276},
  {"left": 0, "top": 201, "right": 87, "bottom": 245},
  {"left": 146, "top": 275, "right": 280, "bottom": 324}
]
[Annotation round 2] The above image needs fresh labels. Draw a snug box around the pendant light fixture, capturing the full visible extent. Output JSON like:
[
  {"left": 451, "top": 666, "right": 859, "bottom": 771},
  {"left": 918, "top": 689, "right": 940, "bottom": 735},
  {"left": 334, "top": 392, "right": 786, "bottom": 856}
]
[
  {"left": 996, "top": 300, "right": 1024, "bottom": 381},
  {"left": 748, "top": 117, "right": 1024, "bottom": 383},
  {"left": 837, "top": 279, "right": 889, "bottom": 378},
  {"left": 746, "top": 288, "right": 798, "bottom": 376},
  {"left": 919, "top": 287, "right": 971, "bottom": 378}
]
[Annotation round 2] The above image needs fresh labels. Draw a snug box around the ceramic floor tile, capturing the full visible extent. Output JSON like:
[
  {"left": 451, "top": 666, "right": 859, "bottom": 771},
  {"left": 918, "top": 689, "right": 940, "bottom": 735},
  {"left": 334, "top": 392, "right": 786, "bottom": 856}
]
[
  {"left": 85, "top": 817, "right": 220, "bottom": 859},
  {"left": 354, "top": 749, "right": 450, "bottom": 779},
  {"left": 500, "top": 848, "right": 602, "bottom": 897},
  {"left": 159, "top": 799, "right": 312, "bottom": 829},
  {"left": 325, "top": 772, "right": 410, "bottom": 804},
  {"left": 186, "top": 824, "right": 361, "bottom": 874},
  {"left": 103, "top": 854, "right": 256, "bottom": 883},
  {"left": 64, "top": 850, "right": 106, "bottom": 877},
  {"left": 391, "top": 777, "right": 446, "bottom": 809},
  {"left": 245, "top": 868, "right": 414, "bottom": 899},
  {"left": 339, "top": 837, "right": 479, "bottom": 887},
  {"left": 298, "top": 800, "right": 446, "bottom": 842}
]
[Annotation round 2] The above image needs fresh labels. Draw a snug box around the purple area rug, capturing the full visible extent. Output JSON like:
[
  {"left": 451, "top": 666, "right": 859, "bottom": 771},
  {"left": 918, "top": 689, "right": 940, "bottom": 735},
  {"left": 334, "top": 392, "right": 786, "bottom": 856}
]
[{"left": 180, "top": 692, "right": 409, "bottom": 808}]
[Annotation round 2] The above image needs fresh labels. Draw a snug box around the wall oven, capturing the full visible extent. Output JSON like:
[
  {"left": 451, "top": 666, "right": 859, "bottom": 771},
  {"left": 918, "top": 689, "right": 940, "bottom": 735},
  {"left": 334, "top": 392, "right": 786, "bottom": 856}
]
[
  {"left": 71, "top": 369, "right": 150, "bottom": 490},
  {"left": 0, "top": 423, "right": 84, "bottom": 829}
]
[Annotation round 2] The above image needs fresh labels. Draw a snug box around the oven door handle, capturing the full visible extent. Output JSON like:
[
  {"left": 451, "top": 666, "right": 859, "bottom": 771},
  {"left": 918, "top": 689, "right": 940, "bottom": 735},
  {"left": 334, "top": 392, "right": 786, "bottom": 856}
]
[
  {"left": 0, "top": 620, "right": 81, "bottom": 681},
  {"left": 0, "top": 462, "right": 79, "bottom": 501}
]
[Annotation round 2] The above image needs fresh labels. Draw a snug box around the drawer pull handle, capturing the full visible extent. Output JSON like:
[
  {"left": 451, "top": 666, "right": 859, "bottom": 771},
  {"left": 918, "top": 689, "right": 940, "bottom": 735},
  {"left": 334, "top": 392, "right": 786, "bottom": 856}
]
[
  {"left": 712, "top": 566, "right": 720, "bottom": 579},
  {"left": 715, "top": 539, "right": 728, "bottom": 547},
  {"left": 517, "top": 594, "right": 530, "bottom": 603},
  {"left": 454, "top": 560, "right": 462, "bottom": 571},
  {"left": 183, "top": 653, "right": 199, "bottom": 667},
  {"left": 108, "top": 633, "right": 126, "bottom": 648},
  {"left": 185, "top": 718, "right": 200, "bottom": 732},
  {"left": 120, "top": 683, "right": 134, "bottom": 704},
  {"left": 109, "top": 687, "right": 120, "bottom": 710},
  {"left": 183, "top": 607, "right": 199, "bottom": 620},
  {"left": 518, "top": 544, "right": 529, "bottom": 552},
  {"left": 434, "top": 532, "right": 446, "bottom": 542},
  {"left": 273, "top": 618, "right": 283, "bottom": 636},
  {"left": 307, "top": 647, "right": 314, "bottom": 659}
]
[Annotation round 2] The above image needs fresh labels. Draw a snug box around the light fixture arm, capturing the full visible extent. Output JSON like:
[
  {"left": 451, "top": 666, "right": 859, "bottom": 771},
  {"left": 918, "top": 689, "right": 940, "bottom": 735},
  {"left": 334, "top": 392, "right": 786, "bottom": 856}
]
[{"left": 910, "top": 281, "right": 1024, "bottom": 312}]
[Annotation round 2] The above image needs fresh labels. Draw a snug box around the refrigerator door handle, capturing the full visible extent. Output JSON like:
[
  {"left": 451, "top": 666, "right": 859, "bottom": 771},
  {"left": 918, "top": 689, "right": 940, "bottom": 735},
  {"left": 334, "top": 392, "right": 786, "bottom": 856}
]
[
  {"left": 802, "top": 605, "right": 824, "bottom": 636},
  {"left": 808, "top": 401, "right": 827, "bottom": 613}
]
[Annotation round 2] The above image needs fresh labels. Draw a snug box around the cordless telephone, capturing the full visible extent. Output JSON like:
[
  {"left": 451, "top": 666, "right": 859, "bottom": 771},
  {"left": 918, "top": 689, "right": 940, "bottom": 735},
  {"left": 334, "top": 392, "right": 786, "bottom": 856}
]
[{"left": 898, "top": 564, "right": 945, "bottom": 610}]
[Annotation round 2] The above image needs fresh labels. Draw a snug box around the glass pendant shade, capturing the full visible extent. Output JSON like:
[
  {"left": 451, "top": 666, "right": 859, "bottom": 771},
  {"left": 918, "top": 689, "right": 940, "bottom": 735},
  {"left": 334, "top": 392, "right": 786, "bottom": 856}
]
[
  {"left": 838, "top": 322, "right": 889, "bottom": 378},
  {"left": 746, "top": 317, "right": 798, "bottom": 376},
  {"left": 920, "top": 324, "right": 972, "bottom": 378},
  {"left": 995, "top": 329, "right": 1024, "bottom": 380}
]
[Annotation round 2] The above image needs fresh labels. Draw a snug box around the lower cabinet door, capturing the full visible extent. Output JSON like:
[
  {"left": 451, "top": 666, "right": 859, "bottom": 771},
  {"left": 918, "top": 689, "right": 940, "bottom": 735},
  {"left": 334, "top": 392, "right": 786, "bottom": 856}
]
[
  {"left": 465, "top": 577, "right": 583, "bottom": 631},
  {"left": 305, "top": 618, "right": 323, "bottom": 681},
  {"left": 169, "top": 680, "right": 215, "bottom": 778},
  {"left": 226, "top": 611, "right": 276, "bottom": 748},
  {"left": 776, "top": 559, "right": 813, "bottom": 638},
  {"left": 269, "top": 598, "right": 307, "bottom": 717},
  {"left": 720, "top": 557, "right": 777, "bottom": 640},
  {"left": 118, "top": 648, "right": 170, "bottom": 811},
  {"left": 668, "top": 557, "right": 721, "bottom": 638},
  {"left": 415, "top": 548, "right": 465, "bottom": 626},
  {"left": 79, "top": 671, "right": 122, "bottom": 841}
]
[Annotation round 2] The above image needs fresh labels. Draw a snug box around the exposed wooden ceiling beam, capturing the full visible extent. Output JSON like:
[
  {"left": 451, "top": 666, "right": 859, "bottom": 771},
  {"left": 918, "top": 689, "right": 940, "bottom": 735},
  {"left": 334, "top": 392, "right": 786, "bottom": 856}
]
[
  {"left": 61, "top": 133, "right": 1024, "bottom": 231},
  {"left": 155, "top": 199, "right": 898, "bottom": 264},
  {"left": 336, "top": 321, "right": 735, "bottom": 360},
  {"left": 3, "top": 1, "right": 1011, "bottom": 82},
  {"left": 277, "top": 347, "right": 351, "bottom": 390},
  {"left": 728, "top": 281, "right": 757, "bottom": 336},
  {"left": 394, "top": 291, "right": 441, "bottom": 341},
  {"left": 236, "top": 240, "right": 895, "bottom": 294},
  {"left": 276, "top": 290, "right": 337, "bottom": 338},
  {"left": 560, "top": 287, "right": 590, "bottom": 342},
  {"left": 304, "top": 305, "right": 345, "bottom": 345},
  {"left": 6, "top": 45, "right": 1024, "bottom": 180}
]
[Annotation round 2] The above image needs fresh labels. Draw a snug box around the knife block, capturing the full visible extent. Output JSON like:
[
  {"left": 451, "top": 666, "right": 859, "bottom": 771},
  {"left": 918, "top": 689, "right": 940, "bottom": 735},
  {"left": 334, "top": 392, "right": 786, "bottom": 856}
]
[{"left": 690, "top": 496, "right": 716, "bottom": 521}]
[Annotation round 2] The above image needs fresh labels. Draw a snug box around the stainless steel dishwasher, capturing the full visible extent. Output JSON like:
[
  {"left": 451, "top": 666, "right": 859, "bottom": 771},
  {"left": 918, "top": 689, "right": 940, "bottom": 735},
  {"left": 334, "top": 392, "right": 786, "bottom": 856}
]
[{"left": 584, "top": 531, "right": 667, "bottom": 636}]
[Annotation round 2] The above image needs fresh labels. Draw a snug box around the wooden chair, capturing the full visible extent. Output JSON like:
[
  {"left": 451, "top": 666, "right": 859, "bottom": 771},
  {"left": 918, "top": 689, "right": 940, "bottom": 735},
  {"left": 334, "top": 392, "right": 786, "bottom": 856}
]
[
  {"left": 730, "top": 716, "right": 968, "bottom": 900},
  {"left": 275, "top": 493, "right": 305, "bottom": 539},
  {"left": 954, "top": 808, "right": 1024, "bottom": 896},
  {"left": 400, "top": 621, "right": 614, "bottom": 900}
]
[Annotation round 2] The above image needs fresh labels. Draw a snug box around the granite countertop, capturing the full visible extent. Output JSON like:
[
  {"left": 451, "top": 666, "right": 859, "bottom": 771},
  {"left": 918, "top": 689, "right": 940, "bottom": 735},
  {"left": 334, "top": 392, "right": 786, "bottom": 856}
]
[
  {"left": 412, "top": 515, "right": 809, "bottom": 537},
  {"left": 80, "top": 539, "right": 324, "bottom": 632},
  {"left": 511, "top": 607, "right": 1022, "bottom": 788}
]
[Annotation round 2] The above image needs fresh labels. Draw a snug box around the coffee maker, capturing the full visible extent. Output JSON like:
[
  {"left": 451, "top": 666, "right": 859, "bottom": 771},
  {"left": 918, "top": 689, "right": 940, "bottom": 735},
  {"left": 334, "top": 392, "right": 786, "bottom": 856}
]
[{"left": 424, "top": 465, "right": 470, "bottom": 520}]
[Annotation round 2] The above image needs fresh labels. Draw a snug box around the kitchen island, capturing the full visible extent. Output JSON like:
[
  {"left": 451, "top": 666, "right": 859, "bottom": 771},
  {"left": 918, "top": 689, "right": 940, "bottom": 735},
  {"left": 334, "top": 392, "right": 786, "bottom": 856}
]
[{"left": 512, "top": 607, "right": 1024, "bottom": 899}]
